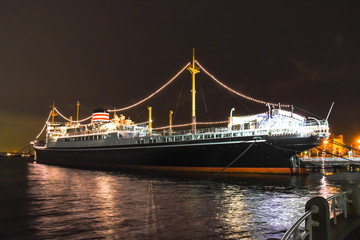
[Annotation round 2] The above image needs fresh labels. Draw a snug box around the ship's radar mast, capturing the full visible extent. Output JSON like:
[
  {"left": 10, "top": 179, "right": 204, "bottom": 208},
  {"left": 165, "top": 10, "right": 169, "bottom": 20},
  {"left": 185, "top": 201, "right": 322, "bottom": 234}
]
[{"left": 187, "top": 48, "right": 200, "bottom": 133}]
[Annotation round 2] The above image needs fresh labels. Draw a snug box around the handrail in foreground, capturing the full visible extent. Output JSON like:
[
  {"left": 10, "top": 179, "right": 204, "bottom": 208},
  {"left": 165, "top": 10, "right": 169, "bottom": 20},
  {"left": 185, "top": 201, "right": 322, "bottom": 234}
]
[{"left": 281, "top": 188, "right": 359, "bottom": 240}]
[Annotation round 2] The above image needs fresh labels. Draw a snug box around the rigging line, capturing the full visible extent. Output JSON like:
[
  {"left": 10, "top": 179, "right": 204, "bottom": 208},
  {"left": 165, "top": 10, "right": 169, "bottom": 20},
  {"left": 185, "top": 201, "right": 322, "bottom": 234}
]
[
  {"left": 54, "top": 107, "right": 92, "bottom": 123},
  {"left": 35, "top": 111, "right": 52, "bottom": 139},
  {"left": 198, "top": 78, "right": 210, "bottom": 121},
  {"left": 293, "top": 105, "right": 323, "bottom": 119},
  {"left": 314, "top": 147, "right": 360, "bottom": 166},
  {"left": 173, "top": 76, "right": 185, "bottom": 123},
  {"left": 209, "top": 141, "right": 256, "bottom": 180},
  {"left": 133, "top": 107, "right": 147, "bottom": 122},
  {"left": 229, "top": 91, "right": 253, "bottom": 114},
  {"left": 152, "top": 120, "right": 228, "bottom": 130},
  {"left": 108, "top": 62, "right": 191, "bottom": 113},
  {"left": 195, "top": 60, "right": 291, "bottom": 108}
]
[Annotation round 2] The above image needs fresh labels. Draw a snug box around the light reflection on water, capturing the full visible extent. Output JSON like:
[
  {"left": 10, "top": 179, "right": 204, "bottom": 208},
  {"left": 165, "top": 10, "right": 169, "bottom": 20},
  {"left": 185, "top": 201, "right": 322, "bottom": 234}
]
[{"left": 8, "top": 162, "right": 359, "bottom": 239}]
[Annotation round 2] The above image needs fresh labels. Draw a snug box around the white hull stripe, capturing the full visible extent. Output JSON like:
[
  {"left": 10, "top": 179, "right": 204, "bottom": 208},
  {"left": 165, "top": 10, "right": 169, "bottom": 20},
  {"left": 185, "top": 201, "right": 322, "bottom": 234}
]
[{"left": 34, "top": 139, "right": 266, "bottom": 151}]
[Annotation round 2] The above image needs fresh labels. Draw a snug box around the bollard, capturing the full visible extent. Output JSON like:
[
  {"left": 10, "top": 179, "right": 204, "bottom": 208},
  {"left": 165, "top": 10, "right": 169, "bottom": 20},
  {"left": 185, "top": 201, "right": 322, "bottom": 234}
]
[
  {"left": 348, "top": 187, "right": 360, "bottom": 216},
  {"left": 305, "top": 197, "right": 330, "bottom": 240}
]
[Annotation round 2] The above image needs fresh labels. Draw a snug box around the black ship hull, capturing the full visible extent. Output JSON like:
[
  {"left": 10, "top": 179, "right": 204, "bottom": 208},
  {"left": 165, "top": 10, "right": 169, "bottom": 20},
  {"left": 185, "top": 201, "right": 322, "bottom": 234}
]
[{"left": 34, "top": 134, "right": 322, "bottom": 175}]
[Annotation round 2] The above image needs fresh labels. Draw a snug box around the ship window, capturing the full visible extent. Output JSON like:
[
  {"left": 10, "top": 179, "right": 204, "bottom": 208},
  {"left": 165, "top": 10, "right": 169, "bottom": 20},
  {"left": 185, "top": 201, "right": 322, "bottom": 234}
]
[
  {"left": 149, "top": 139, "right": 157, "bottom": 143},
  {"left": 216, "top": 134, "right": 221, "bottom": 138},
  {"left": 184, "top": 136, "right": 192, "bottom": 141},
  {"left": 175, "top": 136, "right": 182, "bottom": 141}
]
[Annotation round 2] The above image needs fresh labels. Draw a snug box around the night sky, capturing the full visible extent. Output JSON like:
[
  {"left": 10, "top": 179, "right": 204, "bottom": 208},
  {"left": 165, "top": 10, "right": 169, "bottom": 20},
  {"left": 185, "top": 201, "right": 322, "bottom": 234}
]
[{"left": 1, "top": 0, "right": 359, "bottom": 151}]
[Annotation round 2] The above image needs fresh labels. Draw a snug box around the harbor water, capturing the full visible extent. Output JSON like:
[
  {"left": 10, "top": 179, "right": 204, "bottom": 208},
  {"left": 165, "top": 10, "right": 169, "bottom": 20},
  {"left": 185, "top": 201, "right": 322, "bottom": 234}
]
[{"left": 1, "top": 157, "right": 360, "bottom": 240}]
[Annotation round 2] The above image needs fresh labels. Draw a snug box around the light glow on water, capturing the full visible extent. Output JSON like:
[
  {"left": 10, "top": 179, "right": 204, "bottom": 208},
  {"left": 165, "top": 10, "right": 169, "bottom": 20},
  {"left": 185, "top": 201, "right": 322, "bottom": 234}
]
[{"left": 2, "top": 162, "right": 355, "bottom": 239}]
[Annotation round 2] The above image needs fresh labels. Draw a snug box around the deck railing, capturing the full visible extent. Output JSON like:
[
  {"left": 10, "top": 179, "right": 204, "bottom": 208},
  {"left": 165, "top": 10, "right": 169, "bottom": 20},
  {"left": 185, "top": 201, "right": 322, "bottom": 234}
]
[
  {"left": 281, "top": 188, "right": 360, "bottom": 240},
  {"left": 281, "top": 205, "right": 319, "bottom": 240}
]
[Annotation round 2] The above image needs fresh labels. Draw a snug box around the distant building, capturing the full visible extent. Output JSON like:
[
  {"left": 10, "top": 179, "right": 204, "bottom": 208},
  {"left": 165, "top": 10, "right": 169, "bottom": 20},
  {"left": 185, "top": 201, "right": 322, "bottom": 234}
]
[
  {"left": 306, "top": 134, "right": 346, "bottom": 158},
  {"left": 332, "top": 135, "right": 344, "bottom": 156}
]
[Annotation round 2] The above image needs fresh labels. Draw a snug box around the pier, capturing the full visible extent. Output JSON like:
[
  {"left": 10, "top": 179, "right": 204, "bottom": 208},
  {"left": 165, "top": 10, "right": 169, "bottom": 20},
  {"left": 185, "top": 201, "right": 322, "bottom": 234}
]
[{"left": 302, "top": 157, "right": 360, "bottom": 172}]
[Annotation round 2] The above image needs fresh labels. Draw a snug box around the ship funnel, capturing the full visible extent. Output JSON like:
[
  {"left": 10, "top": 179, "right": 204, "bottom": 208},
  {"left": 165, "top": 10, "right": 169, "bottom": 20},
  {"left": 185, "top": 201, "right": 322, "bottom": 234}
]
[{"left": 92, "top": 108, "right": 110, "bottom": 122}]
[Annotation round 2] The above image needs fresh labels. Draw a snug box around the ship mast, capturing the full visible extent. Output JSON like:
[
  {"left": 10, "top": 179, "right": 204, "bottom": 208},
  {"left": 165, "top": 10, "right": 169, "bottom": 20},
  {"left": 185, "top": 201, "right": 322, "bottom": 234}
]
[
  {"left": 51, "top": 101, "right": 58, "bottom": 123},
  {"left": 187, "top": 48, "right": 200, "bottom": 133},
  {"left": 148, "top": 106, "right": 152, "bottom": 137},
  {"left": 76, "top": 101, "right": 80, "bottom": 122}
]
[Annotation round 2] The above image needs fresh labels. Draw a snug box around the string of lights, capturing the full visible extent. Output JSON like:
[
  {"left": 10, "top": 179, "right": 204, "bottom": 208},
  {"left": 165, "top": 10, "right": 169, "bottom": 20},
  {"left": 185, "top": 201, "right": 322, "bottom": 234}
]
[
  {"left": 50, "top": 63, "right": 191, "bottom": 123},
  {"left": 54, "top": 107, "right": 93, "bottom": 123},
  {"left": 42, "top": 59, "right": 290, "bottom": 127},
  {"left": 54, "top": 108, "right": 92, "bottom": 123},
  {"left": 152, "top": 120, "right": 228, "bottom": 130},
  {"left": 195, "top": 60, "right": 291, "bottom": 108},
  {"left": 198, "top": 120, "right": 229, "bottom": 125},
  {"left": 153, "top": 123, "right": 192, "bottom": 130},
  {"left": 35, "top": 111, "right": 52, "bottom": 139},
  {"left": 134, "top": 121, "right": 149, "bottom": 126},
  {"left": 108, "top": 63, "right": 191, "bottom": 113}
]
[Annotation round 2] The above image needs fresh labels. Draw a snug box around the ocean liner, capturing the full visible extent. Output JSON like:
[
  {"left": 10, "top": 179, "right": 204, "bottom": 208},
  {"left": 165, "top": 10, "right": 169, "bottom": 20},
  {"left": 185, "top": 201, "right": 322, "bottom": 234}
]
[{"left": 32, "top": 51, "right": 330, "bottom": 175}]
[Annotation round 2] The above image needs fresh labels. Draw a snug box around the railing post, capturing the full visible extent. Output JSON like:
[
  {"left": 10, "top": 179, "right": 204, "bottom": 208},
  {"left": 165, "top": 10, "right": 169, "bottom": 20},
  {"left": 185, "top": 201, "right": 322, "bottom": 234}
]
[
  {"left": 305, "top": 197, "right": 330, "bottom": 240},
  {"left": 348, "top": 187, "right": 360, "bottom": 216}
]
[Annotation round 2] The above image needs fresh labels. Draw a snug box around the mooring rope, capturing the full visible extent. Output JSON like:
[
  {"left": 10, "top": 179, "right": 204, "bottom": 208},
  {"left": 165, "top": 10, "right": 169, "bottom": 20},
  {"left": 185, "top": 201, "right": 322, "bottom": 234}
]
[
  {"left": 264, "top": 141, "right": 302, "bottom": 153},
  {"left": 209, "top": 141, "right": 256, "bottom": 180}
]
